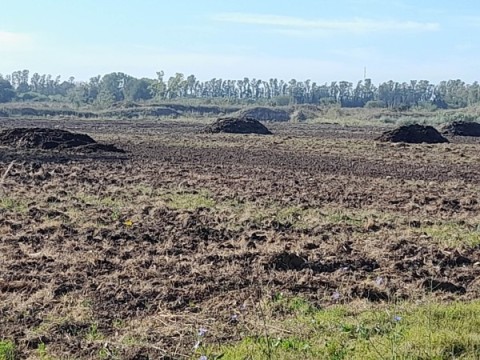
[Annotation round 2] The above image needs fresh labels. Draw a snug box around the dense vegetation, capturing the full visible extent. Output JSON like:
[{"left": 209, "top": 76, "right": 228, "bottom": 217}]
[{"left": 1, "top": 69, "right": 480, "bottom": 110}]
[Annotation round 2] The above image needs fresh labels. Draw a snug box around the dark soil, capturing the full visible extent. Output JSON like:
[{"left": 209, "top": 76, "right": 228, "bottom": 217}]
[
  {"left": 442, "top": 121, "right": 480, "bottom": 137},
  {"left": 204, "top": 117, "right": 273, "bottom": 135},
  {"left": 0, "top": 127, "right": 124, "bottom": 152},
  {"left": 377, "top": 124, "right": 449, "bottom": 144}
]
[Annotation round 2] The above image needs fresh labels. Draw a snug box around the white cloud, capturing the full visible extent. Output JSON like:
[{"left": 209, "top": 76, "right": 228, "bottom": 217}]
[
  {"left": 213, "top": 13, "right": 440, "bottom": 34},
  {"left": 0, "top": 31, "right": 33, "bottom": 51}
]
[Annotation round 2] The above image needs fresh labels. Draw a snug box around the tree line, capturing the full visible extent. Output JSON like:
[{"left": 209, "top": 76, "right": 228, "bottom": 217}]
[{"left": 1, "top": 69, "right": 479, "bottom": 110}]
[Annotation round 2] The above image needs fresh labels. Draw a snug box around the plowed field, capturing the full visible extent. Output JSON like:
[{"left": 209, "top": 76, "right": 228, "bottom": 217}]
[{"left": 1, "top": 119, "right": 479, "bottom": 359}]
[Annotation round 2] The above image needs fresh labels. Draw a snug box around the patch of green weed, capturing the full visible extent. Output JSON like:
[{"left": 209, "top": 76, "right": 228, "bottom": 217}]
[
  {"left": 164, "top": 190, "right": 215, "bottom": 210},
  {"left": 209, "top": 300, "right": 480, "bottom": 360},
  {"left": 0, "top": 197, "right": 27, "bottom": 213},
  {"left": 421, "top": 222, "right": 480, "bottom": 247},
  {"left": 0, "top": 341, "right": 15, "bottom": 360}
]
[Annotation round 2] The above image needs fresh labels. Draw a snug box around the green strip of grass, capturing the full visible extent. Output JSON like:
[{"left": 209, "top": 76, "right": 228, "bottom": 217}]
[
  {"left": 0, "top": 341, "right": 15, "bottom": 360},
  {"left": 421, "top": 222, "right": 480, "bottom": 248},
  {"left": 202, "top": 300, "right": 480, "bottom": 360},
  {"left": 164, "top": 190, "right": 216, "bottom": 211}
]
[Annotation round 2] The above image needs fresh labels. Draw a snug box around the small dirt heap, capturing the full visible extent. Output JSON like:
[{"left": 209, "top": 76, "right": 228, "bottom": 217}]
[
  {"left": 204, "top": 117, "right": 273, "bottom": 135},
  {"left": 441, "top": 121, "right": 480, "bottom": 137},
  {"left": 0, "top": 128, "right": 124, "bottom": 152},
  {"left": 377, "top": 124, "right": 449, "bottom": 144}
]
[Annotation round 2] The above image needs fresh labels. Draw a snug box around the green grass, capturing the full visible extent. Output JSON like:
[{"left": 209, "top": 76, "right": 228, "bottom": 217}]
[
  {"left": 37, "top": 342, "right": 54, "bottom": 360},
  {"left": 85, "top": 323, "right": 104, "bottom": 341},
  {"left": 420, "top": 222, "right": 480, "bottom": 248},
  {"left": 0, "top": 196, "right": 27, "bottom": 213},
  {"left": 227, "top": 202, "right": 394, "bottom": 232},
  {"left": 204, "top": 300, "right": 480, "bottom": 360},
  {"left": 164, "top": 190, "right": 216, "bottom": 210},
  {"left": 76, "top": 193, "right": 125, "bottom": 208},
  {"left": 0, "top": 341, "right": 15, "bottom": 360}
]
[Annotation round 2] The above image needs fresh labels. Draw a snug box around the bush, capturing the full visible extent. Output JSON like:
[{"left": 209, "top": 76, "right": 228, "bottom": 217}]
[
  {"left": 17, "top": 92, "right": 49, "bottom": 102},
  {"left": 412, "top": 101, "right": 438, "bottom": 111},
  {"left": 378, "top": 117, "right": 396, "bottom": 124},
  {"left": 319, "top": 98, "right": 337, "bottom": 107},
  {"left": 365, "top": 100, "right": 386, "bottom": 109},
  {"left": 442, "top": 112, "right": 478, "bottom": 123},
  {"left": 271, "top": 96, "right": 291, "bottom": 106}
]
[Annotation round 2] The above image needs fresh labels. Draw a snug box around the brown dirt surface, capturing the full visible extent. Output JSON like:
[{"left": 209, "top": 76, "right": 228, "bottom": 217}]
[
  {"left": 0, "top": 118, "right": 479, "bottom": 358},
  {"left": 204, "top": 117, "right": 273, "bottom": 134},
  {"left": 0, "top": 127, "right": 125, "bottom": 152},
  {"left": 377, "top": 124, "right": 449, "bottom": 144},
  {"left": 442, "top": 121, "right": 480, "bottom": 137}
]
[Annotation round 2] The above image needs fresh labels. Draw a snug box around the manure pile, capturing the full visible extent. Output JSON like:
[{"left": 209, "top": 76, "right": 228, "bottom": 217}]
[
  {"left": 442, "top": 121, "right": 480, "bottom": 137},
  {"left": 377, "top": 124, "right": 448, "bottom": 144},
  {"left": 0, "top": 127, "right": 124, "bottom": 152},
  {"left": 204, "top": 117, "right": 273, "bottom": 135}
]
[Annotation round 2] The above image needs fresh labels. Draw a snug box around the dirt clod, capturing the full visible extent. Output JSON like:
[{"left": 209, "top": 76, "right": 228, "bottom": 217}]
[
  {"left": 377, "top": 124, "right": 449, "bottom": 144},
  {"left": 442, "top": 121, "right": 480, "bottom": 137},
  {"left": 422, "top": 279, "right": 466, "bottom": 294},
  {"left": 268, "top": 252, "right": 307, "bottom": 270},
  {"left": 204, "top": 117, "right": 273, "bottom": 135}
]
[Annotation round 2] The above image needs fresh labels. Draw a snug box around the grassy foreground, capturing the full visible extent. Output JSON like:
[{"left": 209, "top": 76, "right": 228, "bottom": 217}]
[{"left": 198, "top": 299, "right": 480, "bottom": 360}]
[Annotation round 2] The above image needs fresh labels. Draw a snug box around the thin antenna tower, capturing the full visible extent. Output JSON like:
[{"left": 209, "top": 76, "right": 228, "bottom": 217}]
[{"left": 364, "top": 66, "right": 367, "bottom": 80}]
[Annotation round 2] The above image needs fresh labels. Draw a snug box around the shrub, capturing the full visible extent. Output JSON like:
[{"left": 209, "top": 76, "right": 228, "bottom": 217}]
[
  {"left": 365, "top": 100, "right": 387, "bottom": 109},
  {"left": 442, "top": 112, "right": 478, "bottom": 123},
  {"left": 17, "top": 92, "right": 49, "bottom": 102}
]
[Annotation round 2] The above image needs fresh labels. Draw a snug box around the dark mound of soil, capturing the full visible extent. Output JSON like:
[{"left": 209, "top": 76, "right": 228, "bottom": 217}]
[
  {"left": 204, "top": 117, "right": 273, "bottom": 135},
  {"left": 0, "top": 128, "right": 124, "bottom": 152},
  {"left": 377, "top": 124, "right": 449, "bottom": 144},
  {"left": 237, "top": 107, "right": 290, "bottom": 122},
  {"left": 441, "top": 121, "right": 480, "bottom": 137}
]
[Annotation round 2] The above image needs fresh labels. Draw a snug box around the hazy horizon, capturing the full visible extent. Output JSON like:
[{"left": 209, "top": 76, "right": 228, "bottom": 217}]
[{"left": 1, "top": 0, "right": 480, "bottom": 83}]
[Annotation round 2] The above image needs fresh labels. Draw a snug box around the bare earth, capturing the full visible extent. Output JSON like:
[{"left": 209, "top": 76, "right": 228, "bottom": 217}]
[{"left": 0, "top": 119, "right": 479, "bottom": 359}]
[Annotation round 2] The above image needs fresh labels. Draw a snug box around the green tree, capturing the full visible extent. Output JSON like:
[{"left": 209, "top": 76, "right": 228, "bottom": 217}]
[
  {"left": 123, "top": 78, "right": 153, "bottom": 101},
  {"left": 98, "top": 72, "right": 129, "bottom": 102},
  {"left": 149, "top": 71, "right": 167, "bottom": 99},
  {"left": 0, "top": 79, "right": 15, "bottom": 102}
]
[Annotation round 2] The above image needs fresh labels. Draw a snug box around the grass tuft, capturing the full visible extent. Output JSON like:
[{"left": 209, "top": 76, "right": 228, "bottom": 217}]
[
  {"left": 165, "top": 190, "right": 215, "bottom": 210},
  {"left": 0, "top": 341, "right": 15, "bottom": 360}
]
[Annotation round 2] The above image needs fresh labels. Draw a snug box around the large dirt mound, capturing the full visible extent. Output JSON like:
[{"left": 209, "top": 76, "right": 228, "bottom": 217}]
[
  {"left": 441, "top": 121, "right": 480, "bottom": 137},
  {"left": 0, "top": 128, "right": 124, "bottom": 152},
  {"left": 237, "top": 107, "right": 290, "bottom": 122},
  {"left": 377, "top": 124, "right": 449, "bottom": 144},
  {"left": 204, "top": 117, "right": 273, "bottom": 135}
]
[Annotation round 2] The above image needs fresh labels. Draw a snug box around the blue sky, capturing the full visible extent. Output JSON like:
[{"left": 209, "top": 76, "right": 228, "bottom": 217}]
[{"left": 1, "top": 0, "right": 479, "bottom": 83}]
